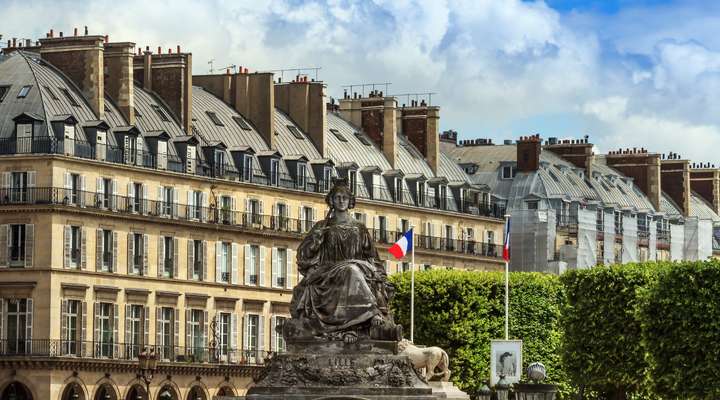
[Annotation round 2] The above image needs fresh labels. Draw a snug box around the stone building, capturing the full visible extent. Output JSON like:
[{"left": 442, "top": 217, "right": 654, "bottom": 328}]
[
  {"left": 0, "top": 31, "right": 505, "bottom": 400},
  {"left": 442, "top": 133, "right": 720, "bottom": 274}
]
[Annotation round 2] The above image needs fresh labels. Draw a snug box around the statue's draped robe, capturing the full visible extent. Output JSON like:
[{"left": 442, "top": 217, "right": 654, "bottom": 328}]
[{"left": 291, "top": 219, "right": 390, "bottom": 332}]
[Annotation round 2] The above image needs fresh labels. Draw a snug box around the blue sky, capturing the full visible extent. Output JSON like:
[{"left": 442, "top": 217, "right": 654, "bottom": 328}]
[{"left": 2, "top": 0, "right": 720, "bottom": 163}]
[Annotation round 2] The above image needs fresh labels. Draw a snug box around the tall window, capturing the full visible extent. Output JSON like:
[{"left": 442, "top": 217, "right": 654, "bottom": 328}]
[
  {"left": 10, "top": 172, "right": 28, "bottom": 203},
  {"left": 246, "top": 314, "right": 259, "bottom": 352},
  {"left": 248, "top": 199, "right": 261, "bottom": 225},
  {"left": 444, "top": 225, "right": 454, "bottom": 250},
  {"left": 132, "top": 233, "right": 143, "bottom": 274},
  {"left": 189, "top": 310, "right": 204, "bottom": 355},
  {"left": 220, "top": 195, "right": 233, "bottom": 223},
  {"left": 322, "top": 167, "right": 332, "bottom": 192},
  {"left": 191, "top": 190, "right": 202, "bottom": 220},
  {"left": 62, "top": 300, "right": 80, "bottom": 355},
  {"left": 276, "top": 203, "right": 288, "bottom": 230},
  {"left": 274, "top": 316, "right": 287, "bottom": 352},
  {"left": 349, "top": 170, "right": 358, "bottom": 195},
  {"left": 69, "top": 173, "right": 81, "bottom": 205},
  {"left": 132, "top": 183, "right": 143, "bottom": 213},
  {"left": 302, "top": 206, "right": 314, "bottom": 232},
  {"left": 276, "top": 248, "right": 288, "bottom": 287},
  {"left": 158, "top": 307, "right": 174, "bottom": 360},
  {"left": 378, "top": 216, "right": 388, "bottom": 242},
  {"left": 248, "top": 245, "right": 260, "bottom": 285},
  {"left": 9, "top": 224, "right": 26, "bottom": 266},
  {"left": 399, "top": 219, "right": 410, "bottom": 233},
  {"left": 243, "top": 154, "right": 253, "bottom": 182},
  {"left": 69, "top": 226, "right": 81, "bottom": 268},
  {"left": 417, "top": 181, "right": 426, "bottom": 206},
  {"left": 192, "top": 240, "right": 203, "bottom": 280},
  {"left": 297, "top": 163, "right": 307, "bottom": 188},
  {"left": 163, "top": 237, "right": 174, "bottom": 277},
  {"left": 101, "top": 230, "right": 113, "bottom": 272},
  {"left": 218, "top": 313, "right": 231, "bottom": 355},
  {"left": 6, "top": 299, "right": 30, "bottom": 354},
  {"left": 101, "top": 178, "right": 112, "bottom": 209},
  {"left": 270, "top": 159, "right": 279, "bottom": 186},
  {"left": 98, "top": 303, "right": 113, "bottom": 358},
  {"left": 15, "top": 123, "right": 33, "bottom": 153},
  {"left": 220, "top": 242, "right": 231, "bottom": 283},
  {"left": 162, "top": 187, "right": 173, "bottom": 216},
  {"left": 127, "top": 305, "right": 143, "bottom": 358}
]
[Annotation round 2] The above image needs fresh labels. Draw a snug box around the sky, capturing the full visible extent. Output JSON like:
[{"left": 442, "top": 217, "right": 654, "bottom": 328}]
[{"left": 2, "top": 0, "right": 720, "bottom": 164}]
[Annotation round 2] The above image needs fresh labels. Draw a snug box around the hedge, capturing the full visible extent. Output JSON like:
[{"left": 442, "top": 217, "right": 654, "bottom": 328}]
[
  {"left": 637, "top": 260, "right": 720, "bottom": 399},
  {"left": 389, "top": 269, "right": 569, "bottom": 395},
  {"left": 559, "top": 263, "right": 659, "bottom": 399}
]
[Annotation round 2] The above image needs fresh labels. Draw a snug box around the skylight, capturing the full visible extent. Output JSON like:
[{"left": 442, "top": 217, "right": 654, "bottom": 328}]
[
  {"left": 206, "top": 111, "right": 224, "bottom": 126},
  {"left": 287, "top": 125, "right": 304, "bottom": 139},
  {"left": 354, "top": 131, "right": 371, "bottom": 146},
  {"left": 232, "top": 116, "right": 251, "bottom": 130},
  {"left": 330, "top": 128, "right": 347, "bottom": 142},
  {"left": 134, "top": 107, "right": 143, "bottom": 118},
  {"left": 43, "top": 86, "right": 59, "bottom": 100},
  {"left": 17, "top": 85, "right": 32, "bottom": 98},
  {"left": 0, "top": 86, "right": 9, "bottom": 102},
  {"left": 151, "top": 104, "right": 170, "bottom": 122},
  {"left": 59, "top": 88, "right": 80, "bottom": 107}
]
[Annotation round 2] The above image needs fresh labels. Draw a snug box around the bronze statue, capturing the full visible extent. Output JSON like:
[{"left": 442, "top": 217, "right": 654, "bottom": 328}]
[{"left": 284, "top": 178, "right": 401, "bottom": 344}]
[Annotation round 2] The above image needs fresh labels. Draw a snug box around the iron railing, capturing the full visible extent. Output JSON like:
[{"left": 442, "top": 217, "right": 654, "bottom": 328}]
[
  {"left": 0, "top": 339, "right": 273, "bottom": 365},
  {"left": 0, "top": 136, "right": 505, "bottom": 219},
  {"left": 369, "top": 229, "right": 500, "bottom": 258}
]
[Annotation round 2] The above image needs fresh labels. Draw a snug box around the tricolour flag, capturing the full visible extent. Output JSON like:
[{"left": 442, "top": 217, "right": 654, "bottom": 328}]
[
  {"left": 389, "top": 229, "right": 413, "bottom": 260},
  {"left": 503, "top": 217, "right": 511, "bottom": 261}
]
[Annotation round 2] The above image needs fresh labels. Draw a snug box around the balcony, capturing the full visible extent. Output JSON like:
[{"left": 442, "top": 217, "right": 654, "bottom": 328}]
[
  {"left": 0, "top": 187, "right": 502, "bottom": 260},
  {"left": 0, "top": 339, "right": 272, "bottom": 366}
]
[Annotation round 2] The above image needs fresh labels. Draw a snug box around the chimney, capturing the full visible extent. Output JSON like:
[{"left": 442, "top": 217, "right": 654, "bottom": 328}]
[
  {"left": 338, "top": 94, "right": 398, "bottom": 167},
  {"left": 690, "top": 165, "right": 720, "bottom": 215},
  {"left": 544, "top": 137, "right": 595, "bottom": 176},
  {"left": 274, "top": 79, "right": 328, "bottom": 157},
  {"left": 516, "top": 135, "right": 542, "bottom": 172},
  {"left": 103, "top": 42, "right": 135, "bottom": 125},
  {"left": 661, "top": 158, "right": 691, "bottom": 217},
  {"left": 399, "top": 102, "right": 440, "bottom": 174},
  {"left": 134, "top": 51, "right": 193, "bottom": 133},
  {"left": 605, "top": 149, "right": 661, "bottom": 211},
  {"left": 193, "top": 72, "right": 233, "bottom": 105},
  {"left": 235, "top": 72, "right": 275, "bottom": 149},
  {"left": 39, "top": 34, "right": 105, "bottom": 118}
]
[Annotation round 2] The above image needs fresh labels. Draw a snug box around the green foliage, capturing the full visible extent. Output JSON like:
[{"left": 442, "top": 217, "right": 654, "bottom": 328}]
[
  {"left": 637, "top": 260, "right": 720, "bottom": 399},
  {"left": 559, "top": 263, "right": 659, "bottom": 398},
  {"left": 389, "top": 269, "right": 568, "bottom": 395}
]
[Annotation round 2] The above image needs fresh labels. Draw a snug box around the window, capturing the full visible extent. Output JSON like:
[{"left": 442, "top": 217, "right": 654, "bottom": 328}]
[
  {"left": 270, "top": 159, "right": 280, "bottom": 186},
  {"left": 275, "top": 202, "right": 289, "bottom": 230},
  {"left": 218, "top": 312, "right": 231, "bottom": 354},
  {"left": 393, "top": 177, "right": 403, "bottom": 203},
  {"left": 132, "top": 233, "right": 144, "bottom": 274},
  {"left": 248, "top": 199, "right": 262, "bottom": 225},
  {"left": 9, "top": 224, "right": 26, "bottom": 266},
  {"left": 0, "top": 85, "right": 10, "bottom": 102},
  {"left": 191, "top": 240, "right": 203, "bottom": 280},
  {"left": 59, "top": 87, "right": 80, "bottom": 106},
  {"left": 330, "top": 128, "right": 347, "bottom": 142},
  {"left": 501, "top": 165, "right": 516, "bottom": 180},
  {"left": 214, "top": 150, "right": 226, "bottom": 176},
  {"left": 232, "top": 116, "right": 251, "bottom": 130},
  {"left": 162, "top": 186, "right": 174, "bottom": 216},
  {"left": 354, "top": 131, "right": 371, "bottom": 146},
  {"left": 220, "top": 242, "right": 231, "bottom": 283},
  {"left": 243, "top": 154, "right": 254, "bottom": 182},
  {"left": 158, "top": 307, "right": 174, "bottom": 360},
  {"left": 98, "top": 178, "right": 112, "bottom": 209},
  {"left": 163, "top": 236, "right": 174, "bottom": 277},
  {"left": 322, "top": 167, "right": 332, "bottom": 192},
  {"left": 248, "top": 245, "right": 260, "bottom": 284},
  {"left": 5, "top": 299, "right": 31, "bottom": 354},
  {"left": 401, "top": 262, "right": 410, "bottom": 272},
  {"left": 526, "top": 200, "right": 539, "bottom": 210},
  {"left": 417, "top": 181, "right": 426, "bottom": 206},
  {"left": 190, "top": 190, "right": 203, "bottom": 220},
  {"left": 274, "top": 316, "right": 287, "bottom": 352},
  {"left": 378, "top": 216, "right": 388, "bottom": 242},
  {"left": 127, "top": 305, "right": 144, "bottom": 358},
  {"left": 302, "top": 206, "right": 314, "bottom": 232},
  {"left": 354, "top": 212, "right": 366, "bottom": 224},
  {"left": 275, "top": 248, "right": 288, "bottom": 287},
  {"left": 444, "top": 225, "right": 455, "bottom": 250},
  {"left": 220, "top": 195, "right": 233, "bottom": 223},
  {"left": 97, "top": 302, "right": 114, "bottom": 357},
  {"left": 399, "top": 219, "right": 410, "bottom": 233},
  {"left": 188, "top": 309, "right": 205, "bottom": 354},
  {"left": 43, "top": 86, "right": 59, "bottom": 100},
  {"left": 134, "top": 107, "right": 143, "bottom": 118},
  {"left": 62, "top": 299, "right": 81, "bottom": 355},
  {"left": 123, "top": 135, "right": 137, "bottom": 164},
  {"left": 10, "top": 172, "right": 28, "bottom": 203},
  {"left": 70, "top": 226, "right": 81, "bottom": 268},
  {"left": 246, "top": 314, "right": 259, "bottom": 351},
  {"left": 206, "top": 111, "right": 224, "bottom": 126},
  {"left": 101, "top": 229, "right": 113, "bottom": 272},
  {"left": 297, "top": 163, "right": 307, "bottom": 188},
  {"left": 68, "top": 173, "right": 81, "bottom": 205},
  {"left": 131, "top": 183, "right": 143, "bottom": 213},
  {"left": 151, "top": 104, "right": 170, "bottom": 122},
  {"left": 435, "top": 184, "right": 448, "bottom": 210},
  {"left": 287, "top": 125, "right": 304, "bottom": 139},
  {"left": 349, "top": 170, "right": 358, "bottom": 195},
  {"left": 17, "top": 85, "right": 32, "bottom": 98}
]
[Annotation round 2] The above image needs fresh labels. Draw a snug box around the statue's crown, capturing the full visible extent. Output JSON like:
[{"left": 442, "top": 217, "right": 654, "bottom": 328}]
[{"left": 332, "top": 177, "right": 349, "bottom": 188}]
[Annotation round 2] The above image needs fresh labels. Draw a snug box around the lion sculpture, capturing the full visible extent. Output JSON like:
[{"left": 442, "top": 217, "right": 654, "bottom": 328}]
[{"left": 398, "top": 339, "right": 451, "bottom": 382}]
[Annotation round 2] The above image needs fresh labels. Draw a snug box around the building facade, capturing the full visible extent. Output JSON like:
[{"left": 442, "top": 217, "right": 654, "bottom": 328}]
[{"left": 0, "top": 31, "right": 505, "bottom": 400}]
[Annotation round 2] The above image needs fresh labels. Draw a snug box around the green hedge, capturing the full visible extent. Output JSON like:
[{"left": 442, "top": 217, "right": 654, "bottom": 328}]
[
  {"left": 560, "top": 263, "right": 658, "bottom": 399},
  {"left": 637, "top": 260, "right": 720, "bottom": 399},
  {"left": 389, "top": 269, "right": 568, "bottom": 395}
]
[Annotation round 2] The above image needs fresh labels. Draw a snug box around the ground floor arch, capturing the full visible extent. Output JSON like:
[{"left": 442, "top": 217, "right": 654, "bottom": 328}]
[
  {"left": 61, "top": 382, "right": 86, "bottom": 400},
  {"left": 1, "top": 381, "right": 33, "bottom": 400},
  {"left": 157, "top": 385, "right": 179, "bottom": 400}
]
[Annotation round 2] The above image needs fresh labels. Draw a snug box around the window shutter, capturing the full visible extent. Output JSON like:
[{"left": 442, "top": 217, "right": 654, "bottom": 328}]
[
  {"left": 185, "top": 309, "right": 191, "bottom": 350},
  {"left": 136, "top": 136, "right": 144, "bottom": 166},
  {"left": 157, "top": 186, "right": 163, "bottom": 215},
  {"left": 174, "top": 308, "right": 180, "bottom": 354},
  {"left": 173, "top": 238, "right": 179, "bottom": 278},
  {"left": 96, "top": 177, "right": 103, "bottom": 205},
  {"left": 286, "top": 249, "right": 294, "bottom": 289},
  {"left": 215, "top": 242, "right": 222, "bottom": 283},
  {"left": 128, "top": 182, "right": 135, "bottom": 210},
  {"left": 203, "top": 311, "right": 209, "bottom": 347},
  {"left": 156, "top": 307, "right": 162, "bottom": 349},
  {"left": 157, "top": 236, "right": 165, "bottom": 278},
  {"left": 94, "top": 303, "right": 100, "bottom": 349},
  {"left": 201, "top": 193, "right": 208, "bottom": 222},
  {"left": 231, "top": 313, "right": 238, "bottom": 350},
  {"left": 96, "top": 229, "right": 103, "bottom": 271},
  {"left": 112, "top": 232, "right": 118, "bottom": 273},
  {"left": 271, "top": 247, "right": 278, "bottom": 288},
  {"left": 258, "top": 315, "right": 265, "bottom": 354},
  {"left": 231, "top": 243, "right": 239, "bottom": 284},
  {"left": 0, "top": 225, "right": 7, "bottom": 268},
  {"left": 81, "top": 301, "right": 87, "bottom": 354},
  {"left": 113, "top": 304, "right": 119, "bottom": 356},
  {"left": 143, "top": 306, "right": 150, "bottom": 346},
  {"left": 0, "top": 298, "right": 4, "bottom": 340},
  {"left": 127, "top": 233, "right": 135, "bottom": 273},
  {"left": 142, "top": 184, "right": 148, "bottom": 215},
  {"left": 24, "top": 224, "right": 33, "bottom": 268},
  {"left": 79, "top": 176, "right": 86, "bottom": 207},
  {"left": 243, "top": 314, "right": 249, "bottom": 350},
  {"left": 259, "top": 247, "right": 266, "bottom": 287},
  {"left": 124, "top": 135, "right": 131, "bottom": 163},
  {"left": 187, "top": 240, "right": 194, "bottom": 280},
  {"left": 1, "top": 172, "right": 10, "bottom": 188},
  {"left": 80, "top": 227, "right": 87, "bottom": 269},
  {"left": 202, "top": 241, "right": 208, "bottom": 281},
  {"left": 270, "top": 315, "right": 277, "bottom": 351},
  {"left": 111, "top": 179, "right": 118, "bottom": 211},
  {"left": 65, "top": 172, "right": 72, "bottom": 196},
  {"left": 244, "top": 244, "right": 251, "bottom": 285},
  {"left": 187, "top": 191, "right": 193, "bottom": 219},
  {"left": 125, "top": 304, "right": 131, "bottom": 346},
  {"left": 27, "top": 171, "right": 35, "bottom": 203},
  {"left": 142, "top": 234, "right": 149, "bottom": 276},
  {"left": 384, "top": 260, "right": 390, "bottom": 275},
  {"left": 259, "top": 200, "right": 264, "bottom": 217},
  {"left": 64, "top": 226, "right": 71, "bottom": 268},
  {"left": 172, "top": 189, "right": 179, "bottom": 218},
  {"left": 26, "top": 299, "right": 33, "bottom": 348},
  {"left": 61, "top": 299, "right": 68, "bottom": 345}
]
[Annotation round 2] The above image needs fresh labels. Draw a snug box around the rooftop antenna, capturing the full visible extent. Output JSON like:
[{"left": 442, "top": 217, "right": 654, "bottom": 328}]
[
  {"left": 221, "top": 64, "right": 238, "bottom": 74},
  {"left": 341, "top": 83, "right": 392, "bottom": 98},
  {"left": 264, "top": 67, "right": 322, "bottom": 82},
  {"left": 208, "top": 59, "right": 215, "bottom": 74},
  {"left": 389, "top": 92, "right": 438, "bottom": 106}
]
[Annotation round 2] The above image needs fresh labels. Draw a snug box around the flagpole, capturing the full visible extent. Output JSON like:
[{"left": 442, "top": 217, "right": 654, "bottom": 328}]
[
  {"left": 504, "top": 214, "right": 510, "bottom": 340},
  {"left": 410, "top": 224, "right": 415, "bottom": 343}
]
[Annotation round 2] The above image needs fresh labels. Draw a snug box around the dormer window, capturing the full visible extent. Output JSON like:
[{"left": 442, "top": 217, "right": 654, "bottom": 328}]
[
  {"left": 244, "top": 155, "right": 254, "bottom": 182},
  {"left": 436, "top": 184, "right": 447, "bottom": 210},
  {"left": 16, "top": 123, "right": 32, "bottom": 153},
  {"left": 394, "top": 177, "right": 404, "bottom": 203},
  {"left": 270, "top": 159, "right": 280, "bottom": 186},
  {"left": 502, "top": 165, "right": 516, "bottom": 179},
  {"left": 186, "top": 145, "right": 196, "bottom": 173},
  {"left": 214, "top": 150, "right": 225, "bottom": 173},
  {"left": 124, "top": 136, "right": 137, "bottom": 164},
  {"left": 349, "top": 170, "right": 358, "bottom": 195},
  {"left": 417, "top": 181, "right": 426, "bottom": 206},
  {"left": 297, "top": 163, "right": 307, "bottom": 188},
  {"left": 322, "top": 167, "right": 332, "bottom": 192},
  {"left": 157, "top": 140, "right": 167, "bottom": 169},
  {"left": 17, "top": 85, "right": 32, "bottom": 98}
]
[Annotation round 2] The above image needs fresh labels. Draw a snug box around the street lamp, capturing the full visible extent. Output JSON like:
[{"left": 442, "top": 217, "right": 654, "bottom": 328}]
[
  {"left": 138, "top": 347, "right": 158, "bottom": 399},
  {"left": 495, "top": 375, "right": 511, "bottom": 400},
  {"left": 477, "top": 381, "right": 492, "bottom": 400}
]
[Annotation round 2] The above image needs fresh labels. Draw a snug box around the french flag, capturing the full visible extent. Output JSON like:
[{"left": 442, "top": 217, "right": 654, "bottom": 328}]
[
  {"left": 503, "top": 217, "right": 511, "bottom": 261},
  {"left": 389, "top": 229, "right": 413, "bottom": 260}
]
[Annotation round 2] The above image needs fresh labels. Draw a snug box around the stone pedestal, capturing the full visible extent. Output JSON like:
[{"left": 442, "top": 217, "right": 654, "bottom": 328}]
[
  {"left": 246, "top": 339, "right": 437, "bottom": 400},
  {"left": 428, "top": 381, "right": 470, "bottom": 400}
]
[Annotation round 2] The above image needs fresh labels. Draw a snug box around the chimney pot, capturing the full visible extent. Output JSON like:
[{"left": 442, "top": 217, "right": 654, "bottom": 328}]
[
  {"left": 146, "top": 46, "right": 149, "bottom": 51},
  {"left": 157, "top": 46, "right": 161, "bottom": 54},
  {"left": 59, "top": 31, "right": 63, "bottom": 38},
  {"left": 104, "top": 35, "right": 108, "bottom": 44},
  {"left": 177, "top": 45, "right": 181, "bottom": 53},
  {"left": 168, "top": 48, "right": 172, "bottom": 54},
  {"left": 12, "top": 38, "right": 16, "bottom": 47},
  {"left": 50, "top": 29, "right": 54, "bottom": 38},
  {"left": 84, "top": 26, "right": 88, "bottom": 35},
  {"left": 74, "top": 27, "right": 78, "bottom": 36}
]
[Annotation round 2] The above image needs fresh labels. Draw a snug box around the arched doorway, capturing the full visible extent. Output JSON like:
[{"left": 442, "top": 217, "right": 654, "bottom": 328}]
[
  {"left": 94, "top": 384, "right": 117, "bottom": 400},
  {"left": 216, "top": 387, "right": 235, "bottom": 397},
  {"left": 157, "top": 385, "right": 178, "bottom": 400},
  {"left": 61, "top": 383, "right": 85, "bottom": 400},
  {"left": 185, "top": 386, "right": 206, "bottom": 400},
  {"left": 1, "top": 382, "right": 33, "bottom": 400},
  {"left": 125, "top": 385, "right": 147, "bottom": 400}
]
